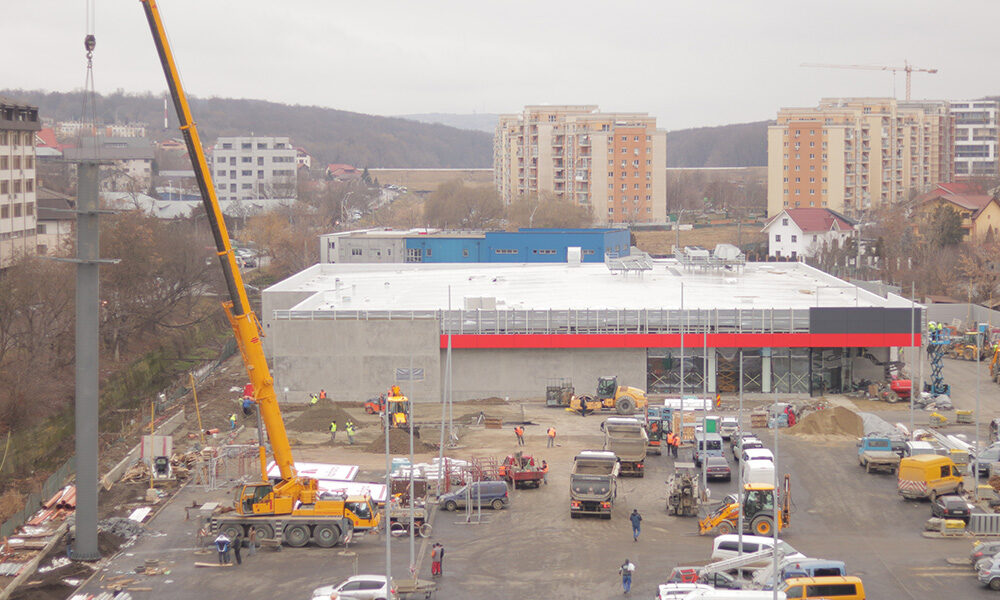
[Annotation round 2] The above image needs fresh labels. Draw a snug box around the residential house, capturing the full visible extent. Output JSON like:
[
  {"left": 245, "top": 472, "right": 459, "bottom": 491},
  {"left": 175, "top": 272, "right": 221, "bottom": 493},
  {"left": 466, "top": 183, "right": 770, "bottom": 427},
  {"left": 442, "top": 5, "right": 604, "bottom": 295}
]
[
  {"left": 762, "top": 207, "right": 856, "bottom": 259},
  {"left": 35, "top": 188, "right": 75, "bottom": 256},
  {"left": 63, "top": 137, "right": 156, "bottom": 192},
  {"left": 914, "top": 182, "right": 1000, "bottom": 241}
]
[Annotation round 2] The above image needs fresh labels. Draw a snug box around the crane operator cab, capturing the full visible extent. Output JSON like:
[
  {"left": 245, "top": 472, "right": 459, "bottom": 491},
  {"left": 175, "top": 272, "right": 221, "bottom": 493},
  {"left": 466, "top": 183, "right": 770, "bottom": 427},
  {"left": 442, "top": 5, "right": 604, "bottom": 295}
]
[{"left": 238, "top": 483, "right": 275, "bottom": 515}]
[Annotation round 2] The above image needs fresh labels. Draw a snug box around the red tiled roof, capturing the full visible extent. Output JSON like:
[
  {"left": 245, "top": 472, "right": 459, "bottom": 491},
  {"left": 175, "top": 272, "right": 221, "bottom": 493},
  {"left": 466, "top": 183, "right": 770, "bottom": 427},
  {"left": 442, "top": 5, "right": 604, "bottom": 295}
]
[
  {"left": 766, "top": 208, "right": 855, "bottom": 233},
  {"left": 326, "top": 163, "right": 359, "bottom": 177},
  {"left": 917, "top": 190, "right": 995, "bottom": 216}
]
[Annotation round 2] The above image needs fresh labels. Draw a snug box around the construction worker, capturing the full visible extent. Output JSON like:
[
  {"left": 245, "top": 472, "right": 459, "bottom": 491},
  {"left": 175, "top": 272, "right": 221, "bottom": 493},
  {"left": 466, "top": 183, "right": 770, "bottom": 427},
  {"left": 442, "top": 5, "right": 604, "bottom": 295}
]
[
  {"left": 630, "top": 509, "right": 642, "bottom": 541},
  {"left": 546, "top": 426, "right": 556, "bottom": 448},
  {"left": 345, "top": 421, "right": 355, "bottom": 445},
  {"left": 309, "top": 393, "right": 319, "bottom": 406},
  {"left": 214, "top": 533, "right": 231, "bottom": 564},
  {"left": 670, "top": 432, "right": 680, "bottom": 458},
  {"left": 319, "top": 389, "right": 327, "bottom": 400},
  {"left": 619, "top": 558, "right": 636, "bottom": 593},
  {"left": 229, "top": 413, "right": 237, "bottom": 430},
  {"left": 514, "top": 426, "right": 525, "bottom": 446},
  {"left": 541, "top": 460, "right": 549, "bottom": 485},
  {"left": 241, "top": 396, "right": 253, "bottom": 416},
  {"left": 330, "top": 420, "right": 337, "bottom": 443}
]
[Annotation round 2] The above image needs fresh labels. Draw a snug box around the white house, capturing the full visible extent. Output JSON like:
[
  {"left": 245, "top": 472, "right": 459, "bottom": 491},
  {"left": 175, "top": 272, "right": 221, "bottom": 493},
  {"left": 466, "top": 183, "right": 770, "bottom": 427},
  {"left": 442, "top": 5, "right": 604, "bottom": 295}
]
[{"left": 762, "top": 208, "right": 855, "bottom": 260}]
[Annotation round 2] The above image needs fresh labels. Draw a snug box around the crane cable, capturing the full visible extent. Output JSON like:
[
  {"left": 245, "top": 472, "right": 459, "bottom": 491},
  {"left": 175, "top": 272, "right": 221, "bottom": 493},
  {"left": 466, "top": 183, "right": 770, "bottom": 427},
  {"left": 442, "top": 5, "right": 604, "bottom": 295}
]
[{"left": 79, "top": 0, "right": 99, "bottom": 155}]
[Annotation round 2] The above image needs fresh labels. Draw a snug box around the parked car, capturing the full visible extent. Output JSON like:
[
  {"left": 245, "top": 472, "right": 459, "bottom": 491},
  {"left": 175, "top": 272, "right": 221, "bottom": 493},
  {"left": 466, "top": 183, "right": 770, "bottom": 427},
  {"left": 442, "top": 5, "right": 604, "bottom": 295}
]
[
  {"left": 972, "top": 445, "right": 1000, "bottom": 477},
  {"left": 931, "top": 494, "right": 972, "bottom": 521},
  {"left": 438, "top": 480, "right": 509, "bottom": 511},
  {"left": 742, "top": 447, "right": 775, "bottom": 465},
  {"left": 312, "top": 575, "right": 398, "bottom": 600},
  {"left": 719, "top": 417, "right": 739, "bottom": 439},
  {"left": 972, "top": 541, "right": 1000, "bottom": 571},
  {"left": 666, "top": 567, "right": 745, "bottom": 589},
  {"left": 711, "top": 535, "right": 804, "bottom": 562},
  {"left": 733, "top": 437, "right": 764, "bottom": 460},
  {"left": 658, "top": 583, "right": 714, "bottom": 599},
  {"left": 706, "top": 456, "right": 732, "bottom": 481},
  {"left": 978, "top": 555, "right": 1000, "bottom": 590}
]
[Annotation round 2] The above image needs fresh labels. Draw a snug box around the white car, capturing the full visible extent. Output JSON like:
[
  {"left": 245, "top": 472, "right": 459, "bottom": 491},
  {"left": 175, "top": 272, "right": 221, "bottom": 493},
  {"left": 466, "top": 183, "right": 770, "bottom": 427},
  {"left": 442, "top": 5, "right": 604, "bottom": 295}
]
[
  {"left": 741, "top": 447, "right": 775, "bottom": 464},
  {"left": 720, "top": 417, "right": 739, "bottom": 439},
  {"left": 312, "top": 575, "right": 398, "bottom": 600},
  {"left": 658, "top": 583, "right": 714, "bottom": 599}
]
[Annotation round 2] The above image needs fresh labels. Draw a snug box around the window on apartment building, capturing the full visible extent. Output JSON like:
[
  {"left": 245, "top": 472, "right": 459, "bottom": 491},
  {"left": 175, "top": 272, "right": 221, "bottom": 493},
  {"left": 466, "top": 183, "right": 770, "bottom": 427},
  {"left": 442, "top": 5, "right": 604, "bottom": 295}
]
[
  {"left": 795, "top": 154, "right": 800, "bottom": 159},
  {"left": 215, "top": 156, "right": 224, "bottom": 163},
  {"left": 217, "top": 170, "right": 225, "bottom": 177},
  {"left": 12, "top": 156, "right": 20, "bottom": 169},
  {"left": 633, "top": 183, "right": 639, "bottom": 189},
  {"left": 795, "top": 130, "right": 800, "bottom": 136},
  {"left": 352, "top": 248, "right": 362, "bottom": 256},
  {"left": 645, "top": 195, "right": 651, "bottom": 201},
  {"left": 809, "top": 177, "right": 815, "bottom": 183},
  {"left": 222, "top": 143, "right": 232, "bottom": 149},
  {"left": 608, "top": 171, "right": 614, "bottom": 178},
  {"left": 608, "top": 160, "right": 613, "bottom": 166},
  {"left": 810, "top": 142, "right": 815, "bottom": 147},
  {"left": 258, "top": 171, "right": 264, "bottom": 179},
  {"left": 257, "top": 143, "right": 267, "bottom": 149},
  {"left": 810, "top": 189, "right": 815, "bottom": 195},
  {"left": 241, "top": 183, "right": 252, "bottom": 190},
  {"left": 784, "top": 189, "right": 789, "bottom": 194},
  {"left": 809, "top": 201, "right": 815, "bottom": 206},
  {"left": 241, "top": 143, "right": 252, "bottom": 150},
  {"left": 821, "top": 177, "right": 827, "bottom": 182},
  {"left": 821, "top": 201, "right": 828, "bottom": 206},
  {"left": 0, "top": 156, "right": 6, "bottom": 169},
  {"left": 621, "top": 147, "right": 627, "bottom": 153},
  {"left": 646, "top": 183, "right": 651, "bottom": 189},
  {"left": 632, "top": 160, "right": 639, "bottom": 167},
  {"left": 795, "top": 177, "right": 800, "bottom": 183},
  {"left": 621, "top": 136, "right": 627, "bottom": 141},
  {"left": 12, "top": 181, "right": 20, "bottom": 194},
  {"left": 775, "top": 235, "right": 781, "bottom": 242},
  {"left": 791, "top": 235, "right": 798, "bottom": 242},
  {"left": 230, "top": 184, "right": 237, "bottom": 192},
  {"left": 784, "top": 154, "right": 789, "bottom": 159},
  {"left": 633, "top": 195, "right": 639, "bottom": 201},
  {"left": 13, "top": 204, "right": 21, "bottom": 217},
  {"left": 795, "top": 190, "right": 801, "bottom": 195},
  {"left": 217, "top": 183, "right": 225, "bottom": 190},
  {"left": 241, "top": 156, "right": 251, "bottom": 163},
  {"left": 0, "top": 206, "right": 7, "bottom": 218},
  {"left": 0, "top": 132, "right": 5, "bottom": 145},
  {"left": 632, "top": 136, "right": 638, "bottom": 142},
  {"left": 242, "top": 170, "right": 252, "bottom": 176},
  {"left": 37, "top": 223, "right": 46, "bottom": 234},
  {"left": 230, "top": 170, "right": 236, "bottom": 178},
  {"left": 794, "top": 142, "right": 800, "bottom": 150},
  {"left": 608, "top": 207, "right": 614, "bottom": 214},
  {"left": 608, "top": 184, "right": 613, "bottom": 190},
  {"left": 810, "top": 165, "right": 815, "bottom": 171},
  {"left": 822, "top": 190, "right": 827, "bottom": 195},
  {"left": 257, "top": 157, "right": 264, "bottom": 166},
  {"left": 25, "top": 181, "right": 32, "bottom": 193},
  {"left": 229, "top": 157, "right": 236, "bottom": 165},
  {"left": 621, "top": 184, "right": 627, "bottom": 190},
  {"left": 621, "top": 160, "right": 626, "bottom": 167},
  {"left": 784, "top": 165, "right": 788, "bottom": 171},
  {"left": 25, "top": 157, "right": 33, "bottom": 169}
]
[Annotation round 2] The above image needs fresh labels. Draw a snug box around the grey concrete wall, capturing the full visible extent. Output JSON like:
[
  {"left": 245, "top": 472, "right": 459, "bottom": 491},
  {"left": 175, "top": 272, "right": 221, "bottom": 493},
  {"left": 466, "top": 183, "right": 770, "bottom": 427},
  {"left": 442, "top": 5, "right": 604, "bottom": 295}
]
[
  {"left": 927, "top": 303, "right": 1000, "bottom": 330},
  {"left": 270, "top": 319, "right": 441, "bottom": 404},
  {"left": 261, "top": 290, "right": 317, "bottom": 354},
  {"left": 445, "top": 347, "right": 646, "bottom": 402}
]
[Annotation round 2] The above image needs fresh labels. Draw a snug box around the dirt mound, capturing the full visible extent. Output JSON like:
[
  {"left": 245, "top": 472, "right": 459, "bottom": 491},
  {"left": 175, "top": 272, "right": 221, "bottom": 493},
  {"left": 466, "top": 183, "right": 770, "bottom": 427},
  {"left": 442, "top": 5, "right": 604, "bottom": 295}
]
[
  {"left": 365, "top": 428, "right": 437, "bottom": 454},
  {"left": 787, "top": 406, "right": 863, "bottom": 438},
  {"left": 459, "top": 397, "right": 507, "bottom": 405},
  {"left": 287, "top": 400, "right": 360, "bottom": 433}
]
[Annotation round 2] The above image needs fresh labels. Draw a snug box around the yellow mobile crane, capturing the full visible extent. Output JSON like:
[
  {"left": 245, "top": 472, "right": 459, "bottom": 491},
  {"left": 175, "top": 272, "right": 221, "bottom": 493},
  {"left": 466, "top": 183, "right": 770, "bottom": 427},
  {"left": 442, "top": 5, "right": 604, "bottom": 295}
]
[{"left": 140, "top": 1, "right": 379, "bottom": 547}]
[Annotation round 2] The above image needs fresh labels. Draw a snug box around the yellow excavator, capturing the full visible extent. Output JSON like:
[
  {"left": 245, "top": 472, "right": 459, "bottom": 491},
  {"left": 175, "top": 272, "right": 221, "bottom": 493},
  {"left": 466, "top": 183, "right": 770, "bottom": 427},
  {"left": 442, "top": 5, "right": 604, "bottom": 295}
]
[
  {"left": 141, "top": 1, "right": 379, "bottom": 547},
  {"left": 698, "top": 476, "right": 791, "bottom": 537},
  {"left": 569, "top": 376, "right": 647, "bottom": 415}
]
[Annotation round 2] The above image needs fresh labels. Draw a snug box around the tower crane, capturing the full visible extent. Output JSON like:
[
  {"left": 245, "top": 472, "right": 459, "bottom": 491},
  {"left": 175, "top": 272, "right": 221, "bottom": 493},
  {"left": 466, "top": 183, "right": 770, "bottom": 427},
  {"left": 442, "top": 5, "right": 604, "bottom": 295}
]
[{"left": 800, "top": 61, "right": 938, "bottom": 101}]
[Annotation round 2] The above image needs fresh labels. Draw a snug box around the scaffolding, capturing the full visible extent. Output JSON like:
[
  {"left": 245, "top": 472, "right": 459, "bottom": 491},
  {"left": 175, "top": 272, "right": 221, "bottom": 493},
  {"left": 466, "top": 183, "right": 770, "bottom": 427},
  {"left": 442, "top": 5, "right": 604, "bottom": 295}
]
[{"left": 191, "top": 444, "right": 260, "bottom": 490}]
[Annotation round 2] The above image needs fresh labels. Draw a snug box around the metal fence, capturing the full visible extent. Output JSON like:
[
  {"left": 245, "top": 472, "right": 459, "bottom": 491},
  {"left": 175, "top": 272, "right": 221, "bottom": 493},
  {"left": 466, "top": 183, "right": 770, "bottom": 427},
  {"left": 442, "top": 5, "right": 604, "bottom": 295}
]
[
  {"left": 191, "top": 444, "right": 260, "bottom": 491},
  {"left": 0, "top": 458, "right": 74, "bottom": 540},
  {"left": 273, "top": 308, "right": 812, "bottom": 335}
]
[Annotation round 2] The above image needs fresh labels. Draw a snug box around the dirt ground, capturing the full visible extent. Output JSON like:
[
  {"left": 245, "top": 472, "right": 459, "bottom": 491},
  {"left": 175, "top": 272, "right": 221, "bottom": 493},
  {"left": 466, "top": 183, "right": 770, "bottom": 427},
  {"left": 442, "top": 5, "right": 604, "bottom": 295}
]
[{"left": 634, "top": 226, "right": 766, "bottom": 255}]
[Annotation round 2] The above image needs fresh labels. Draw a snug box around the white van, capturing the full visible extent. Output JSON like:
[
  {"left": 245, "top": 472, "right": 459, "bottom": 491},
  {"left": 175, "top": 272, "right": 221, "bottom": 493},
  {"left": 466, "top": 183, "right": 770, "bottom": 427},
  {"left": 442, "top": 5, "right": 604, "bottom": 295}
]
[
  {"left": 685, "top": 591, "right": 787, "bottom": 600},
  {"left": 711, "top": 534, "right": 805, "bottom": 562},
  {"left": 742, "top": 460, "right": 776, "bottom": 486}
]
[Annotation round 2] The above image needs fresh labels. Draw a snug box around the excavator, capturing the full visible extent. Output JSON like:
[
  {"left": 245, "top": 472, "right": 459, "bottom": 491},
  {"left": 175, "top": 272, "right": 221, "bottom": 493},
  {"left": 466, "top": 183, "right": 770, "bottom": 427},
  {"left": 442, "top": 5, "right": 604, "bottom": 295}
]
[
  {"left": 140, "top": 1, "right": 379, "bottom": 547},
  {"left": 698, "top": 476, "right": 791, "bottom": 537}
]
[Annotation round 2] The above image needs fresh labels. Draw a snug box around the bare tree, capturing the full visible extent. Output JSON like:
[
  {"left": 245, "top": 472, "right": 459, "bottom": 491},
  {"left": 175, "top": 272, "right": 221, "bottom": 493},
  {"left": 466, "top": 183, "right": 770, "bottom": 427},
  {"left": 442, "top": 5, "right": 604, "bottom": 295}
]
[
  {"left": 507, "top": 192, "right": 593, "bottom": 229},
  {"left": 423, "top": 181, "right": 504, "bottom": 229}
]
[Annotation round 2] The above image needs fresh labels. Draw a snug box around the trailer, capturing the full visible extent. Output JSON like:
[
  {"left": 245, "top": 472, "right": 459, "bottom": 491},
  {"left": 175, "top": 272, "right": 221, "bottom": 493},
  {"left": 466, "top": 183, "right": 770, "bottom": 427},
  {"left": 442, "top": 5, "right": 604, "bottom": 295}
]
[{"left": 500, "top": 453, "right": 545, "bottom": 489}]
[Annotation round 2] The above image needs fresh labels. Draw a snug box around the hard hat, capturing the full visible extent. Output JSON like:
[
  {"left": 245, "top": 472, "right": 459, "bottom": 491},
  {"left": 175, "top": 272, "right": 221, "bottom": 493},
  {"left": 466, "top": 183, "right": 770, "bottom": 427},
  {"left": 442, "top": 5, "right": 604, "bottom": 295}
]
[{"left": 928, "top": 321, "right": 936, "bottom": 328}]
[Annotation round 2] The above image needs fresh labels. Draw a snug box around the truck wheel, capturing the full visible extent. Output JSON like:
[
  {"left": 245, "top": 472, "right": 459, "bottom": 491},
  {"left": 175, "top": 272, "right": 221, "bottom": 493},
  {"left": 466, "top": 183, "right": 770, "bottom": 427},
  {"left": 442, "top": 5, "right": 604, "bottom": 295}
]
[
  {"left": 716, "top": 522, "right": 735, "bottom": 535},
  {"left": 254, "top": 523, "right": 274, "bottom": 541},
  {"left": 219, "top": 523, "right": 244, "bottom": 540},
  {"left": 491, "top": 499, "right": 505, "bottom": 510},
  {"left": 616, "top": 398, "right": 635, "bottom": 415},
  {"left": 752, "top": 516, "right": 773, "bottom": 536},
  {"left": 284, "top": 524, "right": 310, "bottom": 547},
  {"left": 312, "top": 524, "right": 340, "bottom": 548},
  {"left": 418, "top": 523, "right": 433, "bottom": 537},
  {"left": 991, "top": 578, "right": 1000, "bottom": 591},
  {"left": 444, "top": 500, "right": 457, "bottom": 512}
]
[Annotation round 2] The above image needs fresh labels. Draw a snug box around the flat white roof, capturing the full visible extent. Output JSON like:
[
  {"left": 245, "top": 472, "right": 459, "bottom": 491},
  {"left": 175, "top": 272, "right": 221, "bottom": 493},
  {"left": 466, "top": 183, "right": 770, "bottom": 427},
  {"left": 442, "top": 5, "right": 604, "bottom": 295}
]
[{"left": 265, "top": 260, "right": 914, "bottom": 312}]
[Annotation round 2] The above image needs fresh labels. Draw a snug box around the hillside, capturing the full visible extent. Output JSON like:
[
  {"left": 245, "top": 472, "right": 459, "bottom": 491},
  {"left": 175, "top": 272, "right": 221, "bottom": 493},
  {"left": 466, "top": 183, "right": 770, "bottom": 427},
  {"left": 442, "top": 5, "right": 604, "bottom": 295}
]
[
  {"left": 398, "top": 112, "right": 499, "bottom": 133},
  {"left": 666, "top": 121, "right": 771, "bottom": 168},
  {"left": 3, "top": 90, "right": 493, "bottom": 169}
]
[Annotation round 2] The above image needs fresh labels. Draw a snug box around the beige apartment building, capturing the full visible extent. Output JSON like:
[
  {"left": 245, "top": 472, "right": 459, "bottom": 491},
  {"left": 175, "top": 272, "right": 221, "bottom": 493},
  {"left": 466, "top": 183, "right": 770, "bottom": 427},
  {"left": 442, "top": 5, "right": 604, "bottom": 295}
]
[
  {"left": 767, "top": 98, "right": 953, "bottom": 218},
  {"left": 494, "top": 105, "right": 667, "bottom": 225},
  {"left": 0, "top": 98, "right": 41, "bottom": 269}
]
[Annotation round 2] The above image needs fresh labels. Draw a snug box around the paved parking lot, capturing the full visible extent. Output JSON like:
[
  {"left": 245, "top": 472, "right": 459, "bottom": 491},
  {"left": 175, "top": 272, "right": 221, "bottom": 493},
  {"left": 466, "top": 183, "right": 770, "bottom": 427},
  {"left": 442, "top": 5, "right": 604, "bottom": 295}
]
[{"left": 73, "top": 355, "right": 1000, "bottom": 599}]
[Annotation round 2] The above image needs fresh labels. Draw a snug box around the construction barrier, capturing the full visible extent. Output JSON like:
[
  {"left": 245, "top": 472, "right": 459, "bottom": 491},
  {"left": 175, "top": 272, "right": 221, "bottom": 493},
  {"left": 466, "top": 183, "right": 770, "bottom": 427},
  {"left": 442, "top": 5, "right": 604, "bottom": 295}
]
[
  {"left": 969, "top": 513, "right": 1000, "bottom": 535},
  {"left": 0, "top": 459, "right": 74, "bottom": 540}
]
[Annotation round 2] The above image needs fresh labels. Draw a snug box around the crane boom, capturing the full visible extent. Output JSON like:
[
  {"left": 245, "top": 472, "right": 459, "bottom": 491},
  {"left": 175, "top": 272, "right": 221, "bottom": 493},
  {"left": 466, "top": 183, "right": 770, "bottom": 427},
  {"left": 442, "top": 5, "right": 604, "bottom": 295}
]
[
  {"left": 140, "top": 0, "right": 296, "bottom": 481},
  {"left": 800, "top": 61, "right": 938, "bottom": 101}
]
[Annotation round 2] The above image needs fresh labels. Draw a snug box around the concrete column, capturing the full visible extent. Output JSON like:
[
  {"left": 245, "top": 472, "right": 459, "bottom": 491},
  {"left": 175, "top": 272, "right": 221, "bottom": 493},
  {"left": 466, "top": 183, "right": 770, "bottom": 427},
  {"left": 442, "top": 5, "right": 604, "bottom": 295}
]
[
  {"left": 73, "top": 162, "right": 100, "bottom": 560},
  {"left": 762, "top": 350, "right": 772, "bottom": 393},
  {"left": 706, "top": 350, "right": 717, "bottom": 394}
]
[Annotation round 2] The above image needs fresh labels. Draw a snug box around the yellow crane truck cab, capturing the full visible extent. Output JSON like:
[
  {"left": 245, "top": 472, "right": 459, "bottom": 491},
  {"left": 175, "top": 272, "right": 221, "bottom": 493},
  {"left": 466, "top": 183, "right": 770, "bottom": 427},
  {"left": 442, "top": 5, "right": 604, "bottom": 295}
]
[{"left": 897, "top": 454, "right": 964, "bottom": 500}]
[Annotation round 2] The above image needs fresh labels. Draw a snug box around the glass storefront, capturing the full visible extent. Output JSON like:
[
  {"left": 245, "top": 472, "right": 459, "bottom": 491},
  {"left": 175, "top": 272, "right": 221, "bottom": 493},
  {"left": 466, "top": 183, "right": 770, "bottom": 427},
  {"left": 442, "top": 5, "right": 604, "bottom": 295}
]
[{"left": 647, "top": 348, "right": 705, "bottom": 394}]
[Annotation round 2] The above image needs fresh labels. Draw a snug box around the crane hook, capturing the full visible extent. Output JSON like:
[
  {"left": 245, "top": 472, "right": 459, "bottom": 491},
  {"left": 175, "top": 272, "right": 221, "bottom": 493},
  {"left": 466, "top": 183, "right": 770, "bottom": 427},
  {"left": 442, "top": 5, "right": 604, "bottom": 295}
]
[{"left": 85, "top": 34, "right": 96, "bottom": 59}]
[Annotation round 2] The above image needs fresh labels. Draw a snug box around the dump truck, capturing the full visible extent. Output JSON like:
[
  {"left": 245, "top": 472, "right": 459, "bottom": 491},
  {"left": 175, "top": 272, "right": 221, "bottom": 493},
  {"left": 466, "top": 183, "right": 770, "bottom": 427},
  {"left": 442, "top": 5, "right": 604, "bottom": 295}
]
[
  {"left": 569, "top": 451, "right": 619, "bottom": 519},
  {"left": 857, "top": 437, "right": 901, "bottom": 474},
  {"left": 602, "top": 417, "right": 649, "bottom": 477},
  {"left": 666, "top": 462, "right": 700, "bottom": 516},
  {"left": 569, "top": 376, "right": 647, "bottom": 415}
]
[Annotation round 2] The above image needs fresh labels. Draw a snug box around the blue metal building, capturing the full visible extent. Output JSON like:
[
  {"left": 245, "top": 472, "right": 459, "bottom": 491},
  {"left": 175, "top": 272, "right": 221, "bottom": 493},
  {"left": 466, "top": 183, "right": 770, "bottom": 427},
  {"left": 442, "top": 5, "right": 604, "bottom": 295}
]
[{"left": 403, "top": 228, "right": 630, "bottom": 263}]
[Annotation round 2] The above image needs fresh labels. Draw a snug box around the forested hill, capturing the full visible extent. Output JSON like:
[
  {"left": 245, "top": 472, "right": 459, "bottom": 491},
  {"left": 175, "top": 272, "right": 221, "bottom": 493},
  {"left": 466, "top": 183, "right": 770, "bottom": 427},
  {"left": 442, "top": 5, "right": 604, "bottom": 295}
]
[
  {"left": 3, "top": 90, "right": 493, "bottom": 168},
  {"left": 666, "top": 120, "right": 771, "bottom": 168}
]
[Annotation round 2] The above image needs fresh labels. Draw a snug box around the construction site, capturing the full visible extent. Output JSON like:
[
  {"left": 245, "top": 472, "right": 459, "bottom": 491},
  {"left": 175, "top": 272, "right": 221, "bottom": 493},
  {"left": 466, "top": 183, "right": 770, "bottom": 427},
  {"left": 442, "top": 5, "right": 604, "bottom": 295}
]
[{"left": 4, "top": 3, "right": 1000, "bottom": 600}]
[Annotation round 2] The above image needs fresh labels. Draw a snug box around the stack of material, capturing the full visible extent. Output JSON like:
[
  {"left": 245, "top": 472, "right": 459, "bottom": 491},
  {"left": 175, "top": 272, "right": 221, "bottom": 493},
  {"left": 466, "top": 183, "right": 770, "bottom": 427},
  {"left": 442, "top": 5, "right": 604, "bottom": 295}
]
[{"left": 26, "top": 486, "right": 76, "bottom": 526}]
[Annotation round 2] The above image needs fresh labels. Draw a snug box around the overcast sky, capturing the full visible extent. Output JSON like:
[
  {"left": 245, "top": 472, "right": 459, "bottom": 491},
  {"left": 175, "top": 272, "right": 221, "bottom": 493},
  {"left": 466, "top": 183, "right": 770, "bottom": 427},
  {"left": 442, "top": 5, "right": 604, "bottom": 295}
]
[{"left": 4, "top": 1, "right": 999, "bottom": 131}]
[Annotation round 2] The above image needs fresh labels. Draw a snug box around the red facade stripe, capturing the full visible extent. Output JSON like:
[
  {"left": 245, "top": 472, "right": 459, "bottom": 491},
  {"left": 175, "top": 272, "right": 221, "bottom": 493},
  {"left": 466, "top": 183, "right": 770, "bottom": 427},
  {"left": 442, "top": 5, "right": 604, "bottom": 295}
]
[{"left": 440, "top": 333, "right": 921, "bottom": 349}]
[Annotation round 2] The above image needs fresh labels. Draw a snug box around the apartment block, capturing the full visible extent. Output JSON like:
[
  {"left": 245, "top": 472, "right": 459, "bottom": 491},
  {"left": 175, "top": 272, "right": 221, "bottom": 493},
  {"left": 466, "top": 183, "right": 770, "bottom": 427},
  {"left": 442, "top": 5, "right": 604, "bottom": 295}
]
[
  {"left": 494, "top": 105, "right": 667, "bottom": 225},
  {"left": 767, "top": 98, "right": 953, "bottom": 218},
  {"left": 211, "top": 136, "right": 298, "bottom": 202},
  {"left": 951, "top": 100, "right": 1000, "bottom": 178},
  {"left": 0, "top": 98, "right": 41, "bottom": 269}
]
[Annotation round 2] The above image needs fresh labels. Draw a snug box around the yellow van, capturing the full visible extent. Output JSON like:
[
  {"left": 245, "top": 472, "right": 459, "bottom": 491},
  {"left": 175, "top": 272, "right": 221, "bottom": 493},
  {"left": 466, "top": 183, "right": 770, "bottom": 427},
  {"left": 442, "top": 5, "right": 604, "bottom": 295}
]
[
  {"left": 780, "top": 575, "right": 865, "bottom": 600},
  {"left": 897, "top": 454, "right": 964, "bottom": 500}
]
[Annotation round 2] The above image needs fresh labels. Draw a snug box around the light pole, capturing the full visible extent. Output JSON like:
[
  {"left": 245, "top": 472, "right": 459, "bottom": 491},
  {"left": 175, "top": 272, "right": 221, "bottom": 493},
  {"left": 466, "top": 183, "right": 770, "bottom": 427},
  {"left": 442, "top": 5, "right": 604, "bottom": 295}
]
[{"left": 976, "top": 328, "right": 982, "bottom": 500}]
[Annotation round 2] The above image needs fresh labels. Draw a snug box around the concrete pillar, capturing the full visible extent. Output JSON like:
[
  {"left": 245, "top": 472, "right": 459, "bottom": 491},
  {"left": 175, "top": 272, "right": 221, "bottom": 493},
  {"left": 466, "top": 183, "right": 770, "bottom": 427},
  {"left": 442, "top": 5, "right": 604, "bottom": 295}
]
[
  {"left": 706, "top": 350, "right": 717, "bottom": 394},
  {"left": 762, "top": 350, "right": 772, "bottom": 393},
  {"left": 73, "top": 162, "right": 100, "bottom": 560}
]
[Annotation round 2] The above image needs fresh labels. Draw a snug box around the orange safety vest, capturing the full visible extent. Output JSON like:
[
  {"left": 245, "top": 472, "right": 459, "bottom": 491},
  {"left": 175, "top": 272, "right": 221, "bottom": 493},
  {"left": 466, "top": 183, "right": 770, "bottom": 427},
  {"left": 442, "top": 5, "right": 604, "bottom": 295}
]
[
  {"left": 547, "top": 428, "right": 556, "bottom": 438},
  {"left": 319, "top": 390, "right": 327, "bottom": 400}
]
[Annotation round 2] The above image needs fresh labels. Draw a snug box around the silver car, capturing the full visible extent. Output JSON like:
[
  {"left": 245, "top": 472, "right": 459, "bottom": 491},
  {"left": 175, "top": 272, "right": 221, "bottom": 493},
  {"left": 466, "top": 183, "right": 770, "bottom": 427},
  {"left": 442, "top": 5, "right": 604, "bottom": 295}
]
[
  {"left": 312, "top": 575, "right": 398, "bottom": 600},
  {"left": 978, "top": 555, "right": 1000, "bottom": 591}
]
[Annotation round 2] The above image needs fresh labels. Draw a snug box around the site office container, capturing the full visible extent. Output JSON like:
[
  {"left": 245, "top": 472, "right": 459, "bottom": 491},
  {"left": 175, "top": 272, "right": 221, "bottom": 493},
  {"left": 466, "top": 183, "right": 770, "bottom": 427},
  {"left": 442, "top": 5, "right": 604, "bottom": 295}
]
[{"left": 897, "top": 454, "right": 963, "bottom": 500}]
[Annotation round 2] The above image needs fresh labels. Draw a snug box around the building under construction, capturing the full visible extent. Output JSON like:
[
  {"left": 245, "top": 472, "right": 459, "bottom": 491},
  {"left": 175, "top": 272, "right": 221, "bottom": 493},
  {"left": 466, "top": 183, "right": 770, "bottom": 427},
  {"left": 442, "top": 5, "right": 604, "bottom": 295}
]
[{"left": 262, "top": 252, "right": 921, "bottom": 403}]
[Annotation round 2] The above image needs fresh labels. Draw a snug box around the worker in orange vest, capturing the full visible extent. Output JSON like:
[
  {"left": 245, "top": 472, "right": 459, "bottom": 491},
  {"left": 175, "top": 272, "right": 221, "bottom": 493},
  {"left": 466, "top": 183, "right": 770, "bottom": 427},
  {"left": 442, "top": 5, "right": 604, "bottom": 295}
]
[
  {"left": 546, "top": 426, "right": 556, "bottom": 448},
  {"left": 514, "top": 426, "right": 525, "bottom": 446},
  {"left": 319, "top": 389, "right": 327, "bottom": 400}
]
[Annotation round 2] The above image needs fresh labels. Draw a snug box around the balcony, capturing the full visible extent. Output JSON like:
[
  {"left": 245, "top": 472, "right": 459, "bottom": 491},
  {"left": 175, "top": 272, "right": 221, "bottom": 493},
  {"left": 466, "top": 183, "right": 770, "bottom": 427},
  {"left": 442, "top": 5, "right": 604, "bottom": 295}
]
[{"left": 579, "top": 136, "right": 591, "bottom": 147}]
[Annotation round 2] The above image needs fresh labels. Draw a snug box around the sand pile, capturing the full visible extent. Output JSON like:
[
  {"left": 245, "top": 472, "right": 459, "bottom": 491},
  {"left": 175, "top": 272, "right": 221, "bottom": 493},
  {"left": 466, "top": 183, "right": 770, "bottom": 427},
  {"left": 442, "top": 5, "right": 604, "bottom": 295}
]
[
  {"left": 787, "top": 406, "right": 863, "bottom": 438},
  {"left": 365, "top": 428, "right": 437, "bottom": 454},
  {"left": 287, "top": 400, "right": 359, "bottom": 433}
]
